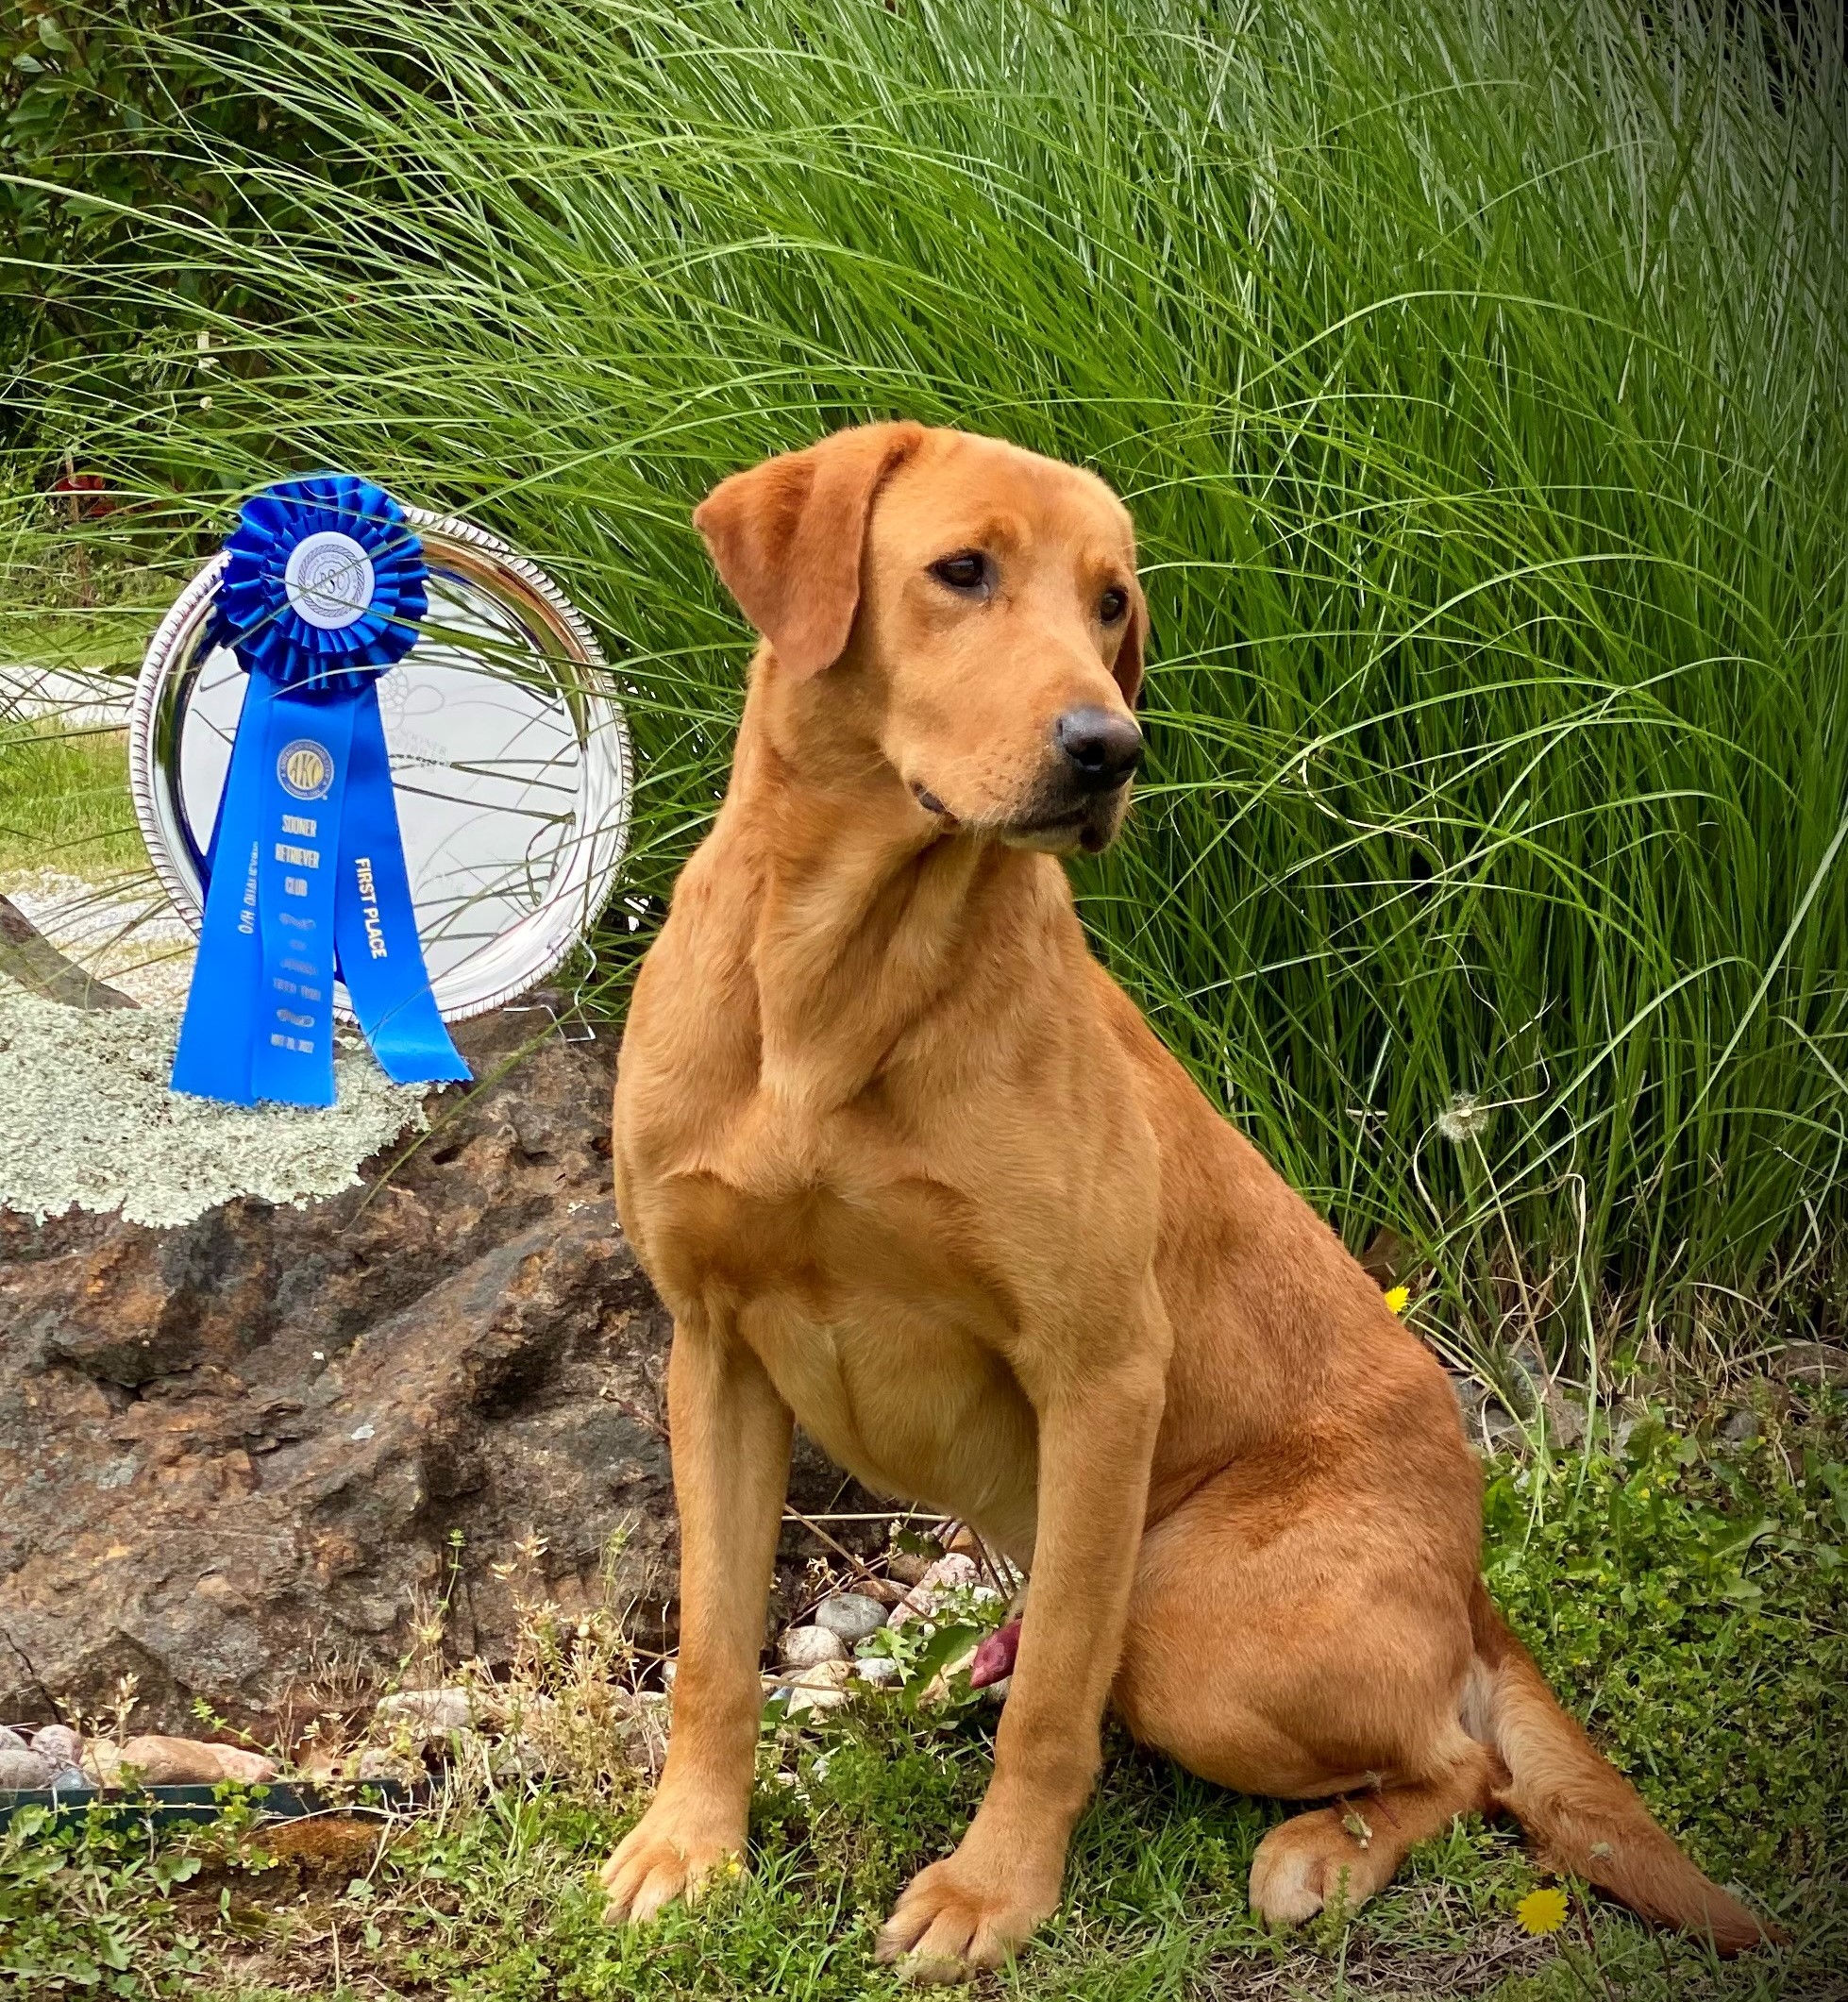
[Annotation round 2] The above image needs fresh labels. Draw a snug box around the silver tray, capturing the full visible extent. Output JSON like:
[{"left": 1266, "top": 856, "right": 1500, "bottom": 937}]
[{"left": 130, "top": 509, "right": 631, "bottom": 1023}]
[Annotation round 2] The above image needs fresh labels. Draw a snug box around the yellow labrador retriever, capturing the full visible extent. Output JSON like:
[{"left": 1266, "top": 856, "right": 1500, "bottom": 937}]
[{"left": 599, "top": 422, "right": 1771, "bottom": 1977}]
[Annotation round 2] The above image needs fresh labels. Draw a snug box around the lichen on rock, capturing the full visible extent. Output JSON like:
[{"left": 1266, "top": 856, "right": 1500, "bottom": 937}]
[{"left": 0, "top": 978, "right": 428, "bottom": 1228}]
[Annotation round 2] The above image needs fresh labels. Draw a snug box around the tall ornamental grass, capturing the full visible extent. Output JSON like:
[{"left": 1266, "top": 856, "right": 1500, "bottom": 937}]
[{"left": 8, "top": 0, "right": 1847, "bottom": 1369}]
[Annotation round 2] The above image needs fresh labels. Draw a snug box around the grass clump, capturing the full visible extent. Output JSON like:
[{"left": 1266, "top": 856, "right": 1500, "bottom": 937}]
[
  {"left": 4, "top": 1417, "right": 1844, "bottom": 1999},
  {"left": 0, "top": 720, "right": 139, "bottom": 874},
  {"left": 6, "top": 0, "right": 1848, "bottom": 1365}
]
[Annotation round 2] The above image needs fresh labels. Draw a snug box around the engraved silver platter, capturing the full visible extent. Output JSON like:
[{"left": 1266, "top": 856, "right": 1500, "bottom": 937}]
[{"left": 130, "top": 509, "right": 631, "bottom": 1022}]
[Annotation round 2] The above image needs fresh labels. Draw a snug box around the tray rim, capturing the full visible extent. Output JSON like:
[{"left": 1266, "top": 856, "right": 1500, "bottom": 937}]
[{"left": 127, "top": 506, "right": 633, "bottom": 1026}]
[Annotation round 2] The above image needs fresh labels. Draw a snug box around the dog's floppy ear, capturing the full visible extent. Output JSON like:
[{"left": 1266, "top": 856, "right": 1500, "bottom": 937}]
[
  {"left": 1112, "top": 574, "right": 1150, "bottom": 707},
  {"left": 693, "top": 421, "right": 926, "bottom": 679}
]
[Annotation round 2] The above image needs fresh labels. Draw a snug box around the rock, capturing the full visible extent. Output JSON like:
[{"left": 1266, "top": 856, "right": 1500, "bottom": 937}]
[
  {"left": 853, "top": 1655, "right": 901, "bottom": 1688},
  {"left": 0, "top": 1004, "right": 887, "bottom": 1734},
  {"left": 82, "top": 1741, "right": 122, "bottom": 1786},
  {"left": 1481, "top": 1406, "right": 1524, "bottom": 1451},
  {"left": 1545, "top": 1391, "right": 1588, "bottom": 1451},
  {"left": 781, "top": 1657, "right": 854, "bottom": 1718},
  {"left": 812, "top": 1593, "right": 887, "bottom": 1644},
  {"left": 113, "top": 1734, "right": 276, "bottom": 1786},
  {"left": 0, "top": 1726, "right": 26, "bottom": 1755},
  {"left": 1448, "top": 1372, "right": 1489, "bottom": 1425},
  {"left": 891, "top": 1553, "right": 980, "bottom": 1624},
  {"left": 115, "top": 1735, "right": 226, "bottom": 1784},
  {"left": 1504, "top": 1342, "right": 1550, "bottom": 1418},
  {"left": 44, "top": 1764, "right": 89, "bottom": 1790},
  {"left": 354, "top": 1746, "right": 422, "bottom": 1783},
  {"left": 490, "top": 1732, "right": 550, "bottom": 1781},
  {"left": 211, "top": 1744, "right": 278, "bottom": 1785},
  {"left": 618, "top": 1691, "right": 670, "bottom": 1773},
  {"left": 1775, "top": 1341, "right": 1848, "bottom": 1388},
  {"left": 778, "top": 1624, "right": 848, "bottom": 1669},
  {"left": 1720, "top": 1406, "right": 1761, "bottom": 1445},
  {"left": 0, "top": 1745, "right": 55, "bottom": 1790},
  {"left": 30, "top": 1724, "right": 83, "bottom": 1768},
  {"left": 375, "top": 1687, "right": 475, "bottom": 1738},
  {"left": 885, "top": 1549, "right": 940, "bottom": 1587}
]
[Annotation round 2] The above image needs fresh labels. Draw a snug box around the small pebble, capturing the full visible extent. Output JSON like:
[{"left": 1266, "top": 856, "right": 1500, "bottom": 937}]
[
  {"left": 1720, "top": 1407, "right": 1761, "bottom": 1444},
  {"left": 0, "top": 1746, "right": 56, "bottom": 1791},
  {"left": 778, "top": 1625, "right": 848, "bottom": 1669},
  {"left": 490, "top": 1733, "right": 550, "bottom": 1781},
  {"left": 355, "top": 1746, "right": 423, "bottom": 1783},
  {"left": 375, "top": 1687, "right": 475, "bottom": 1737},
  {"left": 782, "top": 1659, "right": 854, "bottom": 1718},
  {"left": 813, "top": 1592, "right": 887, "bottom": 1643},
  {"left": 853, "top": 1656, "right": 902, "bottom": 1688},
  {"left": 0, "top": 1727, "right": 27, "bottom": 1757},
  {"left": 30, "top": 1724, "right": 83, "bottom": 1768},
  {"left": 1545, "top": 1393, "right": 1588, "bottom": 1451},
  {"left": 43, "top": 1764, "right": 88, "bottom": 1791},
  {"left": 82, "top": 1742, "right": 123, "bottom": 1787},
  {"left": 785, "top": 1685, "right": 849, "bottom": 1719},
  {"left": 785, "top": 1658, "right": 854, "bottom": 1691},
  {"left": 1775, "top": 1340, "right": 1848, "bottom": 1388},
  {"left": 212, "top": 1744, "right": 279, "bottom": 1785},
  {"left": 891, "top": 1553, "right": 980, "bottom": 1624}
]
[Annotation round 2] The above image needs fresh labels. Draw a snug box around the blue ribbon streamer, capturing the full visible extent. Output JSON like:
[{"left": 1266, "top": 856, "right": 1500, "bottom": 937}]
[{"left": 171, "top": 474, "right": 471, "bottom": 1107}]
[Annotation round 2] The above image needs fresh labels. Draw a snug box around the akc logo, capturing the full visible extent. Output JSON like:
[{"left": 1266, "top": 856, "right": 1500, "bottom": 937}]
[{"left": 277, "top": 739, "right": 335, "bottom": 800}]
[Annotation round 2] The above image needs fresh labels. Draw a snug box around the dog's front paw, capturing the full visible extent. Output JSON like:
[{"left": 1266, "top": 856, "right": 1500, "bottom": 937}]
[
  {"left": 598, "top": 1799, "right": 744, "bottom": 1926},
  {"left": 873, "top": 1840, "right": 1062, "bottom": 1984}
]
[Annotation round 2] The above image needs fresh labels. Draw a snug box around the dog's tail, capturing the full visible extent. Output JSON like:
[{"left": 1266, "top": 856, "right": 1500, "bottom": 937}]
[{"left": 1468, "top": 1581, "right": 1776, "bottom": 1953}]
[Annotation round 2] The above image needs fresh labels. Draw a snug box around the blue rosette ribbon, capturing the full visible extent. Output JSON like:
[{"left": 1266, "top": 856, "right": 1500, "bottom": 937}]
[{"left": 171, "top": 474, "right": 471, "bottom": 1106}]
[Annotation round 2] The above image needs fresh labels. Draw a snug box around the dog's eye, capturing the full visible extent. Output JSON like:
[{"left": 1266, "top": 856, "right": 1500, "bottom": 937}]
[
  {"left": 929, "top": 551, "right": 989, "bottom": 594},
  {"left": 1099, "top": 586, "right": 1130, "bottom": 624}
]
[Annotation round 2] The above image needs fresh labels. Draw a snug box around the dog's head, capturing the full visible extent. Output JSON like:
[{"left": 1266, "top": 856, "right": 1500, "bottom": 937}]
[{"left": 694, "top": 422, "right": 1147, "bottom": 854}]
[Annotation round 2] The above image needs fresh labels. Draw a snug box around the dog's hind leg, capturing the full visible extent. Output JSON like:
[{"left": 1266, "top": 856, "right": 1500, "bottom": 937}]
[
  {"left": 1245, "top": 1738, "right": 1499, "bottom": 1925},
  {"left": 1112, "top": 1452, "right": 1489, "bottom": 1926}
]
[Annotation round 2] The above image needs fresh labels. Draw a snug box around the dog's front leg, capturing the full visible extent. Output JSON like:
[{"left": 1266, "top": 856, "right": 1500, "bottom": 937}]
[
  {"left": 600, "top": 1317, "right": 793, "bottom": 1923},
  {"left": 875, "top": 1308, "right": 1168, "bottom": 1981}
]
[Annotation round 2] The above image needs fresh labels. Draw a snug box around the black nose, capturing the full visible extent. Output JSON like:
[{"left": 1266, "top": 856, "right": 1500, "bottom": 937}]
[{"left": 1054, "top": 706, "right": 1143, "bottom": 794}]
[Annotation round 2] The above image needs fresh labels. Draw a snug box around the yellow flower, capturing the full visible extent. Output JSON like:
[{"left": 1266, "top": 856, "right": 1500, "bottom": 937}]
[
  {"left": 1516, "top": 1886, "right": 1570, "bottom": 1936},
  {"left": 1383, "top": 1285, "right": 1410, "bottom": 1317}
]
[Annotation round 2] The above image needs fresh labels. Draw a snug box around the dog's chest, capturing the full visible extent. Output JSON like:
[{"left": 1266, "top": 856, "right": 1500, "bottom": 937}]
[{"left": 634, "top": 1129, "right": 1041, "bottom": 1544}]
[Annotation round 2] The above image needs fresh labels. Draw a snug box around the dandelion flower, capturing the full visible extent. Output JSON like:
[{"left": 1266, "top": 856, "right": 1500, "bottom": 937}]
[
  {"left": 1438, "top": 1092, "right": 1490, "bottom": 1144},
  {"left": 1516, "top": 1886, "right": 1570, "bottom": 1935},
  {"left": 1383, "top": 1285, "right": 1410, "bottom": 1316}
]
